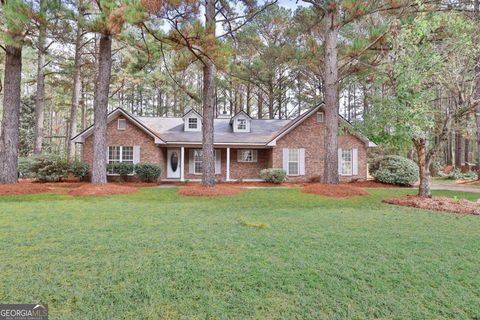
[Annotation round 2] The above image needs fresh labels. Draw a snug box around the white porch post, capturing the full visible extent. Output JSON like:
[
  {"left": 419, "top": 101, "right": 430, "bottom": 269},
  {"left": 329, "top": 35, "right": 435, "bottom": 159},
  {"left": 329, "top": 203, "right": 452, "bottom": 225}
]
[
  {"left": 180, "top": 146, "right": 185, "bottom": 181},
  {"left": 226, "top": 147, "right": 230, "bottom": 182}
]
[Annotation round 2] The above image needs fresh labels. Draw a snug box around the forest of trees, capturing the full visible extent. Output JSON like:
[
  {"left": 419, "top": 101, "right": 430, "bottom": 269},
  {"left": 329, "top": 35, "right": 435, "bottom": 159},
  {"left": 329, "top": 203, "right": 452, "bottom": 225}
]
[{"left": 0, "top": 0, "right": 479, "bottom": 196}]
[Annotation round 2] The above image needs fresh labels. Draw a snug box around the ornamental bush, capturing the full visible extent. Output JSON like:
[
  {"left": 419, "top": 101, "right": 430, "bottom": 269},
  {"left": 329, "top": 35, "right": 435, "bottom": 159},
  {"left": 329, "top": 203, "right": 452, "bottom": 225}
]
[
  {"left": 30, "top": 154, "right": 69, "bottom": 182},
  {"left": 260, "top": 168, "right": 287, "bottom": 184},
  {"left": 107, "top": 162, "right": 134, "bottom": 181},
  {"left": 135, "top": 163, "right": 161, "bottom": 182},
  {"left": 370, "top": 155, "right": 419, "bottom": 186},
  {"left": 18, "top": 157, "right": 36, "bottom": 178},
  {"left": 71, "top": 162, "right": 89, "bottom": 180}
]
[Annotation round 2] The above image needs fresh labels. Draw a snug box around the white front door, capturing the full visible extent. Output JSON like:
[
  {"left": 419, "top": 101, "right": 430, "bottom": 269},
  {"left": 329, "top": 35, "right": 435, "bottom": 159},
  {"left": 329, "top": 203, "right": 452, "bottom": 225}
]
[{"left": 167, "top": 148, "right": 181, "bottom": 179}]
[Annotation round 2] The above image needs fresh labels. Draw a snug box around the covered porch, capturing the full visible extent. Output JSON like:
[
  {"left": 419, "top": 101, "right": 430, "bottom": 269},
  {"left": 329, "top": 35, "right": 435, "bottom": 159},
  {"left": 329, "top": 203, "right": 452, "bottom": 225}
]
[{"left": 162, "top": 146, "right": 272, "bottom": 182}]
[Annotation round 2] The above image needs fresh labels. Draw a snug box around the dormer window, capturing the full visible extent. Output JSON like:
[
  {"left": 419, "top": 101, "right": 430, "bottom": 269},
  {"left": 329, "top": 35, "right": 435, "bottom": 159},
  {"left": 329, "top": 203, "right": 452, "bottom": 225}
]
[
  {"left": 237, "top": 118, "right": 247, "bottom": 131},
  {"left": 117, "top": 118, "right": 126, "bottom": 130},
  {"left": 188, "top": 117, "right": 198, "bottom": 129},
  {"left": 183, "top": 109, "right": 202, "bottom": 132},
  {"left": 231, "top": 111, "right": 251, "bottom": 133}
]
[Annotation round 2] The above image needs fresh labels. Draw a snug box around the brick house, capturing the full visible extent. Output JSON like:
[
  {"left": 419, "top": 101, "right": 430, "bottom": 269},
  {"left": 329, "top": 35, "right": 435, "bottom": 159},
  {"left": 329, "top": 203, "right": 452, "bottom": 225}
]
[{"left": 72, "top": 104, "right": 376, "bottom": 182}]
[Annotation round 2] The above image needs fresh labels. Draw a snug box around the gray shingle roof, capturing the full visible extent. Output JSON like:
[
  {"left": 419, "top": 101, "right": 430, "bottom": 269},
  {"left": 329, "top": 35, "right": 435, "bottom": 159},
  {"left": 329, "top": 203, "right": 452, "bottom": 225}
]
[{"left": 137, "top": 117, "right": 291, "bottom": 144}]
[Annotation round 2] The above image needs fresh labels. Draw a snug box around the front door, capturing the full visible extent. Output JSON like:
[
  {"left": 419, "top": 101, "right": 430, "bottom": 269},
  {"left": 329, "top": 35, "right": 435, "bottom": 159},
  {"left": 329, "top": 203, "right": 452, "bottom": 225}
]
[{"left": 167, "top": 148, "right": 181, "bottom": 179}]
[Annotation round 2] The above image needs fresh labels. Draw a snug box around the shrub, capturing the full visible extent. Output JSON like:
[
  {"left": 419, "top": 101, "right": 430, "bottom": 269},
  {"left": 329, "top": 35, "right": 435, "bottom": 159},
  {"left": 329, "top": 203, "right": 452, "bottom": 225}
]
[
  {"left": 18, "top": 157, "right": 36, "bottom": 178},
  {"left": 370, "top": 155, "right": 419, "bottom": 186},
  {"left": 135, "top": 163, "right": 161, "bottom": 182},
  {"left": 71, "top": 162, "right": 89, "bottom": 180},
  {"left": 107, "top": 162, "right": 134, "bottom": 181},
  {"left": 446, "top": 168, "right": 463, "bottom": 180},
  {"left": 462, "top": 171, "right": 478, "bottom": 180},
  {"left": 260, "top": 168, "right": 287, "bottom": 184},
  {"left": 30, "top": 155, "right": 69, "bottom": 182}
]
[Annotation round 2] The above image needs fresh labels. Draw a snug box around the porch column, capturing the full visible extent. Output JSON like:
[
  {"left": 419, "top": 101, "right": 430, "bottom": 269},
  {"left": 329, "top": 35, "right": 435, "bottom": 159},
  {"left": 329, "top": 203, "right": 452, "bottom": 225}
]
[
  {"left": 226, "top": 147, "right": 230, "bottom": 182},
  {"left": 180, "top": 146, "right": 185, "bottom": 181}
]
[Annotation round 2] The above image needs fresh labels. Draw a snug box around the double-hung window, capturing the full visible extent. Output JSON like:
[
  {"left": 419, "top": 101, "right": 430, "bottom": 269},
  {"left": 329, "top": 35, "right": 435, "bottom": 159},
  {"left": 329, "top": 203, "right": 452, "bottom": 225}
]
[
  {"left": 237, "top": 118, "right": 247, "bottom": 131},
  {"left": 108, "top": 146, "right": 134, "bottom": 174},
  {"left": 188, "top": 118, "right": 198, "bottom": 129},
  {"left": 288, "top": 149, "right": 300, "bottom": 176},
  {"left": 238, "top": 149, "right": 257, "bottom": 162},
  {"left": 341, "top": 149, "right": 353, "bottom": 176},
  {"left": 193, "top": 149, "right": 203, "bottom": 174}
]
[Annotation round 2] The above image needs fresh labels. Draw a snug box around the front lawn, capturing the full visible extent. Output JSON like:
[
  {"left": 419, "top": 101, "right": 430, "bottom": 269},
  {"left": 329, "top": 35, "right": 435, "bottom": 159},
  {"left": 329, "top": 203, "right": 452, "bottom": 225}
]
[{"left": 0, "top": 187, "right": 479, "bottom": 319}]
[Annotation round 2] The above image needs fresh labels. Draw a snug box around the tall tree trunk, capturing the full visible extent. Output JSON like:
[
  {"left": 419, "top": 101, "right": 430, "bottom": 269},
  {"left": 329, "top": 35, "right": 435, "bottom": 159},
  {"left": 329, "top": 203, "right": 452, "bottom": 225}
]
[
  {"left": 323, "top": 9, "right": 340, "bottom": 184},
  {"left": 33, "top": 0, "right": 47, "bottom": 155},
  {"left": 475, "top": 0, "right": 480, "bottom": 179},
  {"left": 415, "top": 139, "right": 431, "bottom": 198},
  {"left": 0, "top": 46, "right": 22, "bottom": 184},
  {"left": 246, "top": 82, "right": 251, "bottom": 116},
  {"left": 67, "top": 12, "right": 83, "bottom": 161},
  {"left": 91, "top": 34, "right": 112, "bottom": 184},
  {"left": 268, "top": 84, "right": 274, "bottom": 119},
  {"left": 464, "top": 137, "right": 469, "bottom": 164},
  {"left": 201, "top": 0, "right": 216, "bottom": 186},
  {"left": 257, "top": 90, "right": 263, "bottom": 119},
  {"left": 454, "top": 129, "right": 463, "bottom": 167}
]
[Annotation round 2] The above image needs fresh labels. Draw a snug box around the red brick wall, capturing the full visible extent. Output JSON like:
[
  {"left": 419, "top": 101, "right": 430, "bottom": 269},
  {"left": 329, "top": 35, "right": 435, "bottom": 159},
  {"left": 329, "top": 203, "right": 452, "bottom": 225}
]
[
  {"left": 271, "top": 113, "right": 367, "bottom": 182},
  {"left": 82, "top": 115, "right": 166, "bottom": 181},
  {"left": 338, "top": 132, "right": 368, "bottom": 182},
  {"left": 230, "top": 149, "right": 270, "bottom": 180},
  {"left": 81, "top": 113, "right": 368, "bottom": 183}
]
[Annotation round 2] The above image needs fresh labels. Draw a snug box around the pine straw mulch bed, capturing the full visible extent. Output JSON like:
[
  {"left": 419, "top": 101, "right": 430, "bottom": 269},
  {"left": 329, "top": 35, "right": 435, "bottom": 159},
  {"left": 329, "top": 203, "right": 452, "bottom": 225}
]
[
  {"left": 0, "top": 180, "right": 158, "bottom": 197},
  {"left": 384, "top": 196, "right": 480, "bottom": 215},
  {"left": 300, "top": 183, "right": 369, "bottom": 198},
  {"left": 348, "top": 180, "right": 401, "bottom": 188},
  {"left": 178, "top": 184, "right": 244, "bottom": 197}
]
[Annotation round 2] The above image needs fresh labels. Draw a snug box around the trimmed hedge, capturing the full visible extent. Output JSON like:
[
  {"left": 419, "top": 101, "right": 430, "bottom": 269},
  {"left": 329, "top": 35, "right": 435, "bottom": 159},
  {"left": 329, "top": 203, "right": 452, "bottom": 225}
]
[
  {"left": 107, "top": 162, "right": 134, "bottom": 181},
  {"left": 370, "top": 155, "right": 419, "bottom": 186},
  {"left": 135, "top": 163, "right": 161, "bottom": 182},
  {"left": 260, "top": 168, "right": 287, "bottom": 184}
]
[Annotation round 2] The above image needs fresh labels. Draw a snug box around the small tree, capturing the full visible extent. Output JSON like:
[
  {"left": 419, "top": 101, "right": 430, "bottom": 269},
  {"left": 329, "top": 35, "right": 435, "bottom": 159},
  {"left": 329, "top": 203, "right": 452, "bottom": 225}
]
[{"left": 364, "top": 13, "right": 478, "bottom": 197}]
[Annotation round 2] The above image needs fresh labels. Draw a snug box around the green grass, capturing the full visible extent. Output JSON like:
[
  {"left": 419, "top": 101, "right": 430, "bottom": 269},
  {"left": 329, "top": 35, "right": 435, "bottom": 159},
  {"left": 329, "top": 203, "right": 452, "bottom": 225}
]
[{"left": 0, "top": 187, "right": 479, "bottom": 319}]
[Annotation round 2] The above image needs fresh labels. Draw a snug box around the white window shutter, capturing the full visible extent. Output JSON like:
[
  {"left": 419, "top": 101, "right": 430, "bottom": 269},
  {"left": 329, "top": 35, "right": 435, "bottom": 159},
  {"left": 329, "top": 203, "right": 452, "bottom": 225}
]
[
  {"left": 215, "top": 149, "right": 221, "bottom": 174},
  {"left": 252, "top": 150, "right": 258, "bottom": 162},
  {"left": 299, "top": 148, "right": 305, "bottom": 175},
  {"left": 106, "top": 147, "right": 110, "bottom": 163},
  {"left": 189, "top": 149, "right": 195, "bottom": 174},
  {"left": 338, "top": 149, "right": 343, "bottom": 175},
  {"left": 352, "top": 149, "right": 358, "bottom": 175},
  {"left": 282, "top": 148, "right": 289, "bottom": 173},
  {"left": 133, "top": 145, "right": 141, "bottom": 164}
]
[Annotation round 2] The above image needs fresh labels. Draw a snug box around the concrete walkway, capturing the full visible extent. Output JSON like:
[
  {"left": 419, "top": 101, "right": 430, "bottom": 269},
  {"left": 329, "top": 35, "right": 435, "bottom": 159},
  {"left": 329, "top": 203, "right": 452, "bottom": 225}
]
[{"left": 425, "top": 183, "right": 480, "bottom": 193}]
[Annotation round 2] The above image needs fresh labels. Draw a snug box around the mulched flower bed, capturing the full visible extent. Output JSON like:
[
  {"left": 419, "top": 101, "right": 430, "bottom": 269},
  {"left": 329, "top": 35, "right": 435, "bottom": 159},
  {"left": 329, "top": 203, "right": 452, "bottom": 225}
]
[
  {"left": 384, "top": 196, "right": 480, "bottom": 215},
  {"left": 349, "top": 180, "right": 400, "bottom": 188},
  {"left": 179, "top": 184, "right": 244, "bottom": 197},
  {"left": 301, "top": 183, "right": 369, "bottom": 198},
  {"left": 0, "top": 180, "right": 159, "bottom": 196}
]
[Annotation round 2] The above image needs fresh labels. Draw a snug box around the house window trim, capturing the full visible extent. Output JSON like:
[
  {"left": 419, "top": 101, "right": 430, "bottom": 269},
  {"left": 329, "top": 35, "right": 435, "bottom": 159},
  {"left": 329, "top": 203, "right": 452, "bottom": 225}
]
[
  {"left": 317, "top": 112, "right": 325, "bottom": 123},
  {"left": 192, "top": 149, "right": 218, "bottom": 175},
  {"left": 287, "top": 148, "right": 300, "bottom": 176},
  {"left": 340, "top": 149, "right": 353, "bottom": 176},
  {"left": 237, "top": 149, "right": 258, "bottom": 163},
  {"left": 117, "top": 118, "right": 127, "bottom": 130},
  {"left": 188, "top": 117, "right": 198, "bottom": 129},
  {"left": 107, "top": 145, "right": 134, "bottom": 176},
  {"left": 236, "top": 118, "right": 247, "bottom": 131}
]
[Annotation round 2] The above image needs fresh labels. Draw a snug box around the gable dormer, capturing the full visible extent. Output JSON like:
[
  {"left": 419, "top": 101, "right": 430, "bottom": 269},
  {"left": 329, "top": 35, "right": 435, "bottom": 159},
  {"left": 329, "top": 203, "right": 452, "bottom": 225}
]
[
  {"left": 183, "top": 109, "right": 202, "bottom": 132},
  {"left": 230, "top": 111, "right": 252, "bottom": 133}
]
